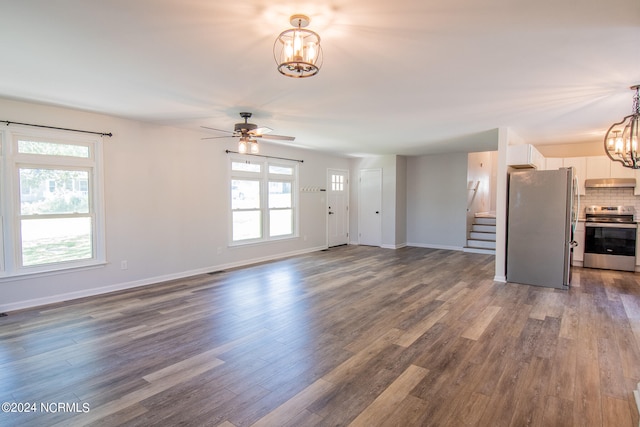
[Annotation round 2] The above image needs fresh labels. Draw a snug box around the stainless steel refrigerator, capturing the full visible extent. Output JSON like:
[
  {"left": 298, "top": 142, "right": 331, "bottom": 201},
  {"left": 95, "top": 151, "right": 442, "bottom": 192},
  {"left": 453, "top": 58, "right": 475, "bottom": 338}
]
[{"left": 507, "top": 167, "right": 576, "bottom": 289}]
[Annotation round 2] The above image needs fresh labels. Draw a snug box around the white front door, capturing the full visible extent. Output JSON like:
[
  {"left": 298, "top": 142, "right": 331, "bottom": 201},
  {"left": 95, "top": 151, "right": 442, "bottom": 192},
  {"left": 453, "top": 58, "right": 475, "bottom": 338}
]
[
  {"left": 359, "top": 168, "right": 382, "bottom": 246},
  {"left": 328, "top": 169, "right": 349, "bottom": 247}
]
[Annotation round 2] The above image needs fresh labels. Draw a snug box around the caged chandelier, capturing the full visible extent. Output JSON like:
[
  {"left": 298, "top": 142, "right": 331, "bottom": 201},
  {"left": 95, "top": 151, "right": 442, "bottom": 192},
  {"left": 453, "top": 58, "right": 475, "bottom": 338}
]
[
  {"left": 273, "top": 14, "right": 322, "bottom": 78},
  {"left": 605, "top": 85, "right": 640, "bottom": 169}
]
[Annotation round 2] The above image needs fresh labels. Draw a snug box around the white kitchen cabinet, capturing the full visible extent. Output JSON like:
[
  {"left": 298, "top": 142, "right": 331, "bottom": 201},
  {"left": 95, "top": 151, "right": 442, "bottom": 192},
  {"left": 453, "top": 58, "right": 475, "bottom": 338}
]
[
  {"left": 563, "top": 157, "right": 586, "bottom": 196},
  {"left": 572, "top": 221, "right": 585, "bottom": 265},
  {"left": 585, "top": 155, "right": 640, "bottom": 195},
  {"left": 545, "top": 157, "right": 563, "bottom": 170},
  {"left": 585, "top": 156, "right": 611, "bottom": 179},
  {"left": 507, "top": 144, "right": 545, "bottom": 169},
  {"left": 609, "top": 158, "right": 636, "bottom": 179}
]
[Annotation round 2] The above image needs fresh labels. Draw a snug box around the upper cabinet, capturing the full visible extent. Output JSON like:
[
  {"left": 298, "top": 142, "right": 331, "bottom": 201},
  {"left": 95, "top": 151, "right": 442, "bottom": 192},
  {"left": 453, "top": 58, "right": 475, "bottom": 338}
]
[
  {"left": 541, "top": 157, "right": 586, "bottom": 195},
  {"left": 585, "top": 155, "right": 640, "bottom": 195},
  {"left": 586, "top": 155, "right": 636, "bottom": 179},
  {"left": 515, "top": 150, "right": 639, "bottom": 196},
  {"left": 610, "top": 159, "right": 636, "bottom": 179},
  {"left": 507, "top": 144, "right": 545, "bottom": 170},
  {"left": 563, "top": 157, "right": 587, "bottom": 196},
  {"left": 545, "top": 157, "right": 563, "bottom": 170},
  {"left": 585, "top": 156, "right": 611, "bottom": 179}
]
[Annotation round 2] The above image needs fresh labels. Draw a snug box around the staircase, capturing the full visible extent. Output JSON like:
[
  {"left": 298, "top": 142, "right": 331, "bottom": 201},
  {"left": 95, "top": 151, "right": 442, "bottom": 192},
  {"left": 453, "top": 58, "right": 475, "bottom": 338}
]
[{"left": 464, "top": 213, "right": 496, "bottom": 255}]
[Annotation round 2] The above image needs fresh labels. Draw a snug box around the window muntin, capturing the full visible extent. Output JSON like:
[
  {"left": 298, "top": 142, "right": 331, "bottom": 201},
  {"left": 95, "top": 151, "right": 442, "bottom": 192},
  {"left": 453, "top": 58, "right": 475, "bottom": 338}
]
[{"left": 230, "top": 157, "right": 297, "bottom": 244}]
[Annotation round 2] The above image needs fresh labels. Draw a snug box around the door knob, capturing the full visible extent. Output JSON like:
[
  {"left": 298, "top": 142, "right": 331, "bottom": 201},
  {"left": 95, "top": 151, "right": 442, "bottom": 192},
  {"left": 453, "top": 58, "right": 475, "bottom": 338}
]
[
  {"left": 328, "top": 212, "right": 334, "bottom": 215},
  {"left": 375, "top": 211, "right": 379, "bottom": 214}
]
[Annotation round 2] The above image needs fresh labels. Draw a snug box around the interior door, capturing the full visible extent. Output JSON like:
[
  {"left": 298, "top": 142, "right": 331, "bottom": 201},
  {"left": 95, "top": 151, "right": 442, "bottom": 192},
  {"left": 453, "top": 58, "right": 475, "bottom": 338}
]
[
  {"left": 328, "top": 169, "right": 349, "bottom": 247},
  {"left": 359, "top": 168, "right": 382, "bottom": 246}
]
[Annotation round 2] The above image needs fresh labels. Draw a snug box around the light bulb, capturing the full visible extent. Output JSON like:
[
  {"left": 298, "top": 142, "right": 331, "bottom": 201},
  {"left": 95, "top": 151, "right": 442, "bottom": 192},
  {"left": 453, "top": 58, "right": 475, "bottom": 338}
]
[
  {"left": 293, "top": 31, "right": 303, "bottom": 61},
  {"left": 238, "top": 139, "right": 248, "bottom": 154},
  {"left": 305, "top": 42, "right": 316, "bottom": 64},
  {"left": 250, "top": 140, "right": 259, "bottom": 154},
  {"left": 283, "top": 40, "right": 293, "bottom": 62},
  {"left": 615, "top": 135, "right": 623, "bottom": 154}
]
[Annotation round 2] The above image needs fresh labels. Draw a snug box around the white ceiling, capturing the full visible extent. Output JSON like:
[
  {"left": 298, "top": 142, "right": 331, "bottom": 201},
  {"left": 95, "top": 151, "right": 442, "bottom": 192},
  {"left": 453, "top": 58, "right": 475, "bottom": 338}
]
[{"left": 0, "top": 0, "right": 638, "bottom": 156}]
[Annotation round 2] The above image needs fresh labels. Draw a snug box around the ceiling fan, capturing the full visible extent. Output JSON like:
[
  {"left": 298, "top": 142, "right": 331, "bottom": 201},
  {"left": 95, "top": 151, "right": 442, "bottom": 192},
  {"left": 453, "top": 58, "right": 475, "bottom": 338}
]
[{"left": 201, "top": 112, "right": 295, "bottom": 154}]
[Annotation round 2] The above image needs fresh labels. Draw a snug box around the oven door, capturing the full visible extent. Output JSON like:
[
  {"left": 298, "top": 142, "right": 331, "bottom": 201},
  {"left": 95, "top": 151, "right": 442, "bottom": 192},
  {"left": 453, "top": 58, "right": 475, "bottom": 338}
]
[
  {"left": 584, "top": 222, "right": 637, "bottom": 271},
  {"left": 584, "top": 222, "right": 637, "bottom": 256}
]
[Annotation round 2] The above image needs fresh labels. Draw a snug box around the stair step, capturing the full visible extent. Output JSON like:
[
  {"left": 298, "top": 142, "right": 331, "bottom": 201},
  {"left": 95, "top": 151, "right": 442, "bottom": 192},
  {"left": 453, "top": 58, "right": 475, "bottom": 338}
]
[
  {"left": 471, "top": 224, "right": 496, "bottom": 233},
  {"left": 464, "top": 247, "right": 496, "bottom": 255},
  {"left": 466, "top": 239, "right": 496, "bottom": 249},
  {"left": 469, "top": 231, "right": 496, "bottom": 241},
  {"left": 474, "top": 217, "right": 496, "bottom": 226}
]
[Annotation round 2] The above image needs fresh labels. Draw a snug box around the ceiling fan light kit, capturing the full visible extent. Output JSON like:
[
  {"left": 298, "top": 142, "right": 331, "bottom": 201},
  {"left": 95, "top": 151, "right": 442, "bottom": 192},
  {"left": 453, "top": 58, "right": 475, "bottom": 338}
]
[
  {"left": 201, "top": 112, "right": 295, "bottom": 155},
  {"left": 274, "top": 14, "right": 322, "bottom": 78},
  {"left": 605, "top": 85, "right": 640, "bottom": 169}
]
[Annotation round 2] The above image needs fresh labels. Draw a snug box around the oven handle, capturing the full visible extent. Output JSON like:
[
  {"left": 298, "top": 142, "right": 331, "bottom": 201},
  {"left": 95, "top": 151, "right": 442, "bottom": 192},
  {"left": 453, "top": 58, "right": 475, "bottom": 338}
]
[{"left": 585, "top": 222, "right": 638, "bottom": 229}]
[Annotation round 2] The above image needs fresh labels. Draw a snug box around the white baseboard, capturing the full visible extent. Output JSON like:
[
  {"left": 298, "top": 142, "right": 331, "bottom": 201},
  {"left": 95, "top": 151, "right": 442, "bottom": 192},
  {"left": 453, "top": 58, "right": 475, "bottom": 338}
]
[
  {"left": 494, "top": 275, "right": 507, "bottom": 283},
  {"left": 0, "top": 245, "right": 327, "bottom": 313},
  {"left": 380, "top": 243, "right": 408, "bottom": 250}
]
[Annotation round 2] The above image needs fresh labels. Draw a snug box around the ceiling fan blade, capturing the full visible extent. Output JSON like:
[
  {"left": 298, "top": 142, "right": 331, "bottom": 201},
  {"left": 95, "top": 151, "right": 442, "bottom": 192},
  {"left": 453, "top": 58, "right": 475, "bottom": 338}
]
[
  {"left": 201, "top": 125, "right": 234, "bottom": 134},
  {"left": 256, "top": 134, "right": 296, "bottom": 141},
  {"left": 253, "top": 127, "right": 273, "bottom": 135},
  {"left": 201, "top": 135, "right": 237, "bottom": 140}
]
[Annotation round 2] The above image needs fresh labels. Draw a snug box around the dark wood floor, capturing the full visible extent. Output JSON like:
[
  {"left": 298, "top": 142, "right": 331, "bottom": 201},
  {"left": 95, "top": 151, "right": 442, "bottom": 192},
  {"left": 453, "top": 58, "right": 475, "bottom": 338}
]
[{"left": 1, "top": 245, "right": 640, "bottom": 426}]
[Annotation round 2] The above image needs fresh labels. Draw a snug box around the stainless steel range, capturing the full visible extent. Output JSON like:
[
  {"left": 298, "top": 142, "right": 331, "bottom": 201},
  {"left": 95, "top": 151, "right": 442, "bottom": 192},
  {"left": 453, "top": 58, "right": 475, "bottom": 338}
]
[{"left": 584, "top": 206, "right": 637, "bottom": 272}]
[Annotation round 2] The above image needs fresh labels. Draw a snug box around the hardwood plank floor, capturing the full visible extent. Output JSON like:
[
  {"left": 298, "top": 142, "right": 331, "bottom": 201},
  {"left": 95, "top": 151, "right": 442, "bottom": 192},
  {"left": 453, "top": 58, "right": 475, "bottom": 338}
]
[{"left": 1, "top": 245, "right": 640, "bottom": 426}]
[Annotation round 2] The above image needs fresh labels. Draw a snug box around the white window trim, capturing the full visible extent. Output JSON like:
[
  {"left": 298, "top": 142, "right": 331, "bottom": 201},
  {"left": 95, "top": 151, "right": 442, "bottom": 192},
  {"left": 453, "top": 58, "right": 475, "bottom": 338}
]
[
  {"left": 0, "top": 125, "right": 106, "bottom": 278},
  {"left": 229, "top": 156, "right": 298, "bottom": 246}
]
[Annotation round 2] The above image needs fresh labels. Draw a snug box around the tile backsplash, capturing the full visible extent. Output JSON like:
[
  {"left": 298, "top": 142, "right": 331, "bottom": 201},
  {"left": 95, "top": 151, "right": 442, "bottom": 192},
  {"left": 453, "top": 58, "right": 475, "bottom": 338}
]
[{"left": 580, "top": 187, "right": 640, "bottom": 217}]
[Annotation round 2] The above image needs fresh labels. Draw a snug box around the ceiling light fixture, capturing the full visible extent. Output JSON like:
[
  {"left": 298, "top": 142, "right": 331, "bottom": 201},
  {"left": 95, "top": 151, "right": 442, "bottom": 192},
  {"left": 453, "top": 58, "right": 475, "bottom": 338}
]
[
  {"left": 249, "top": 138, "right": 259, "bottom": 154},
  {"left": 238, "top": 137, "right": 249, "bottom": 154},
  {"left": 605, "top": 85, "right": 640, "bottom": 168},
  {"left": 274, "top": 14, "right": 322, "bottom": 78}
]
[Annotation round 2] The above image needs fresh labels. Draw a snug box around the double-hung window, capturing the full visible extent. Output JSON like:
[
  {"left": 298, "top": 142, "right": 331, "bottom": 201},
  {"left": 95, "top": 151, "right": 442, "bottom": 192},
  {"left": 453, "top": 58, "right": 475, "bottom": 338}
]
[
  {"left": 1, "top": 128, "right": 105, "bottom": 276},
  {"left": 230, "top": 157, "right": 297, "bottom": 244}
]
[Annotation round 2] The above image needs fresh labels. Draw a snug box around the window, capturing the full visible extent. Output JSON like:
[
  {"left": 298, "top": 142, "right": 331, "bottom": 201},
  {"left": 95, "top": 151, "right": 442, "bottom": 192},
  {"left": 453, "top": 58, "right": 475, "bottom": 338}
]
[
  {"left": 230, "top": 158, "right": 297, "bottom": 244},
  {"left": 0, "top": 128, "right": 105, "bottom": 276},
  {"left": 331, "top": 174, "right": 344, "bottom": 191}
]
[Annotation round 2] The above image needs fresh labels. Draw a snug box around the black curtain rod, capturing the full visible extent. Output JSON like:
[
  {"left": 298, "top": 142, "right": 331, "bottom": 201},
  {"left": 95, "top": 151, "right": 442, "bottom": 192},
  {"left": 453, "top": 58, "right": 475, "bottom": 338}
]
[
  {"left": 225, "top": 149, "right": 303, "bottom": 163},
  {"left": 1, "top": 120, "right": 112, "bottom": 137}
]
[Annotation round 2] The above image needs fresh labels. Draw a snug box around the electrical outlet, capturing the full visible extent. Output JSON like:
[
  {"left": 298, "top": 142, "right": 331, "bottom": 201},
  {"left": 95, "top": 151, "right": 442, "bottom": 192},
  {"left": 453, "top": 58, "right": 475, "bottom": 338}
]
[{"left": 120, "top": 260, "right": 128, "bottom": 270}]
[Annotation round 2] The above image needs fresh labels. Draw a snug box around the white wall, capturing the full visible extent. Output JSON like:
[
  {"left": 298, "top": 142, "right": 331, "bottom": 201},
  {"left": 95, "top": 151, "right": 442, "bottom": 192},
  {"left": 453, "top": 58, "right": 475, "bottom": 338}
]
[
  {"left": 0, "top": 98, "right": 349, "bottom": 311},
  {"left": 395, "top": 156, "right": 407, "bottom": 247},
  {"left": 406, "top": 153, "right": 468, "bottom": 250}
]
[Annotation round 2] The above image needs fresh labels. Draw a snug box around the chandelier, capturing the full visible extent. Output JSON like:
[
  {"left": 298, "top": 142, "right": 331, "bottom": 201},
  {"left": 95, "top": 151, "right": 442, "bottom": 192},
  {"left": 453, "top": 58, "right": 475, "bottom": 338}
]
[
  {"left": 273, "top": 14, "right": 322, "bottom": 78},
  {"left": 605, "top": 85, "right": 640, "bottom": 168}
]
